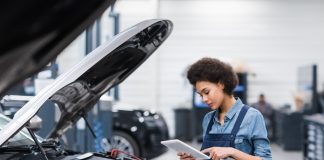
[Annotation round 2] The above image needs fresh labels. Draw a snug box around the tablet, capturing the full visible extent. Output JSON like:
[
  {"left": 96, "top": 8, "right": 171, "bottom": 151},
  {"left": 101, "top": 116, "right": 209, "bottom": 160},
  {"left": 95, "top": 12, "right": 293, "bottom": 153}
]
[{"left": 161, "top": 139, "right": 210, "bottom": 159}]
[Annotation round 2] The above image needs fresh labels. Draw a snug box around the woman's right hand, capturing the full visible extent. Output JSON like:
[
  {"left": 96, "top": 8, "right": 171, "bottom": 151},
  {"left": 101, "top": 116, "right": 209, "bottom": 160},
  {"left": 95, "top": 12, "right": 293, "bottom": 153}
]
[{"left": 177, "top": 152, "right": 195, "bottom": 160}]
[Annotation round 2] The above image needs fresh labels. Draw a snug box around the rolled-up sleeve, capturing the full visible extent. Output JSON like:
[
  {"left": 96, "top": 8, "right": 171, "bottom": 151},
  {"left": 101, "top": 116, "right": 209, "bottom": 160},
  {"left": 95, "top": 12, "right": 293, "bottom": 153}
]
[{"left": 250, "top": 110, "right": 272, "bottom": 160}]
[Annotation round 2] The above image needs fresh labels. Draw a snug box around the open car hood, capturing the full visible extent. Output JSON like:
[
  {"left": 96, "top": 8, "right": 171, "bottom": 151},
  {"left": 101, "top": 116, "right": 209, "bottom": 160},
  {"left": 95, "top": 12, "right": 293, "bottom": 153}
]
[
  {"left": 0, "top": 0, "right": 116, "bottom": 98},
  {"left": 0, "top": 19, "right": 173, "bottom": 145}
]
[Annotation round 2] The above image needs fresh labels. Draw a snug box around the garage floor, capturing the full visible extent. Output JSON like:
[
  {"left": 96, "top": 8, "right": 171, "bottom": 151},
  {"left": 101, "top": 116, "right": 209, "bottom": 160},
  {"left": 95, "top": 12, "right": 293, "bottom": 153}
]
[{"left": 152, "top": 142, "right": 302, "bottom": 160}]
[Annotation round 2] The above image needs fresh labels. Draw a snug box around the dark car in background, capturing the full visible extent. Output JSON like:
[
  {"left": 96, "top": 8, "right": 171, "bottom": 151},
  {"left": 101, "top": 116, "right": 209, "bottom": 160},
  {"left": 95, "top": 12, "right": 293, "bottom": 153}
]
[
  {"left": 0, "top": 98, "right": 169, "bottom": 159},
  {"left": 112, "top": 105, "right": 169, "bottom": 159}
]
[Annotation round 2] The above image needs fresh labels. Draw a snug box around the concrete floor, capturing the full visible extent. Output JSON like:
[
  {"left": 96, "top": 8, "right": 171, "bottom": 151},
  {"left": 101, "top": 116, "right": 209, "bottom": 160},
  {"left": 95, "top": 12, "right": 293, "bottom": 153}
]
[{"left": 152, "top": 142, "right": 302, "bottom": 160}]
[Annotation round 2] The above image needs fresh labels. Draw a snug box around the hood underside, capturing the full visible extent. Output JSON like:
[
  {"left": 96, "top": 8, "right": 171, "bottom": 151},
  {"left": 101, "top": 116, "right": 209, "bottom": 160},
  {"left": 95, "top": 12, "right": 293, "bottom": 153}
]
[
  {"left": 48, "top": 19, "right": 173, "bottom": 139},
  {"left": 0, "top": 19, "right": 173, "bottom": 145}
]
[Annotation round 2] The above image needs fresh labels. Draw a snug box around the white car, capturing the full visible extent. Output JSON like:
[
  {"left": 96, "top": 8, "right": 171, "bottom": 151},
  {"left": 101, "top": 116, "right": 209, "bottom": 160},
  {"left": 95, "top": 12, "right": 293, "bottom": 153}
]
[{"left": 0, "top": 16, "right": 172, "bottom": 160}]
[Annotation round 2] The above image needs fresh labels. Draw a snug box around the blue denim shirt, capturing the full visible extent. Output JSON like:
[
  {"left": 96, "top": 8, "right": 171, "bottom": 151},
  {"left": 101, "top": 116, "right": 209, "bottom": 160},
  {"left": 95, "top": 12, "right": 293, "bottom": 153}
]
[{"left": 202, "top": 98, "right": 272, "bottom": 160}]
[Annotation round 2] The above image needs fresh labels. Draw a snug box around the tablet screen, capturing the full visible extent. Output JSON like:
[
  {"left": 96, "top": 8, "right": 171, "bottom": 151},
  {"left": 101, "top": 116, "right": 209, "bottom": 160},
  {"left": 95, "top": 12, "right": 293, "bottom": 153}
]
[{"left": 161, "top": 139, "right": 210, "bottom": 159}]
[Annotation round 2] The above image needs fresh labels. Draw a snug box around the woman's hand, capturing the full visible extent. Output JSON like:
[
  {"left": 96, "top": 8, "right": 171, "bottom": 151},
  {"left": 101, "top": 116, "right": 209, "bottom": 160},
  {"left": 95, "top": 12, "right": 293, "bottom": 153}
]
[
  {"left": 177, "top": 152, "right": 195, "bottom": 160},
  {"left": 201, "top": 147, "right": 234, "bottom": 160}
]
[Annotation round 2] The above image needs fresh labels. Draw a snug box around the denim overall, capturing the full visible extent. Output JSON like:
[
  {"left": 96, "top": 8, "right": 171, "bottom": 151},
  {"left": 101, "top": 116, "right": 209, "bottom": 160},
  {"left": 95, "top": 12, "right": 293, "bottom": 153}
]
[{"left": 201, "top": 105, "right": 249, "bottom": 150}]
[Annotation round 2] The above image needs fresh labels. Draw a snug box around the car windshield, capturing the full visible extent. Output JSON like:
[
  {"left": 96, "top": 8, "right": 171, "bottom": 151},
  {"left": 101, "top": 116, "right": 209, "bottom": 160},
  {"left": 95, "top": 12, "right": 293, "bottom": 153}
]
[{"left": 0, "top": 114, "right": 43, "bottom": 147}]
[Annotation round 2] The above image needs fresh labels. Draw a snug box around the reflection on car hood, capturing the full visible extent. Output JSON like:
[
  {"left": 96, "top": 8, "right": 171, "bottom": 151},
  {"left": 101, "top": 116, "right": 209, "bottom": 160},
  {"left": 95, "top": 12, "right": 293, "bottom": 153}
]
[
  {"left": 0, "top": 19, "right": 173, "bottom": 146},
  {"left": 0, "top": 0, "right": 116, "bottom": 98}
]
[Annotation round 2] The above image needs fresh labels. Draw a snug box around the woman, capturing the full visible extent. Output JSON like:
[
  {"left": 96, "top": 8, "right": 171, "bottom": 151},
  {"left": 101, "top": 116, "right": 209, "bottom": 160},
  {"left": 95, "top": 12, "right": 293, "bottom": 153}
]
[{"left": 178, "top": 57, "right": 272, "bottom": 160}]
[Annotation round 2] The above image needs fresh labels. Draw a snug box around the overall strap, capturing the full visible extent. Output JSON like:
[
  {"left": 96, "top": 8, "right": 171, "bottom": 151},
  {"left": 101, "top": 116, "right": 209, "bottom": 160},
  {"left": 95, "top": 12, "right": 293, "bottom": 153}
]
[
  {"left": 231, "top": 105, "right": 249, "bottom": 135},
  {"left": 206, "top": 111, "right": 217, "bottom": 134}
]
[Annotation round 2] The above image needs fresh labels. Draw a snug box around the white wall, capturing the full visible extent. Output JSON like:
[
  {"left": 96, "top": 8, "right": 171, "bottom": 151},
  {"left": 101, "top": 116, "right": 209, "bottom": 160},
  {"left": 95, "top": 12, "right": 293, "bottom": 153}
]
[
  {"left": 113, "top": 0, "right": 324, "bottom": 137},
  {"left": 56, "top": 33, "right": 86, "bottom": 74}
]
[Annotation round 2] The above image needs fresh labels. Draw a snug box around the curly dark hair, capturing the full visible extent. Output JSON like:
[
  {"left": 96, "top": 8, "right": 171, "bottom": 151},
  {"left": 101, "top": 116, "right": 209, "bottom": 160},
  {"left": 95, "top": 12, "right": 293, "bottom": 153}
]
[{"left": 187, "top": 57, "right": 238, "bottom": 95}]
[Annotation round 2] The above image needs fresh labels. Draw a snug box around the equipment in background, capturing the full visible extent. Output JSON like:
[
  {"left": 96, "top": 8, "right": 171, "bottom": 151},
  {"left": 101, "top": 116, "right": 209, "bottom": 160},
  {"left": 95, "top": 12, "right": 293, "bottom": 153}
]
[
  {"left": 274, "top": 64, "right": 323, "bottom": 151},
  {"left": 297, "top": 64, "right": 320, "bottom": 114},
  {"left": 303, "top": 114, "right": 324, "bottom": 160},
  {"left": 274, "top": 108, "right": 303, "bottom": 150},
  {"left": 234, "top": 73, "right": 248, "bottom": 104},
  {"left": 174, "top": 108, "right": 193, "bottom": 141}
]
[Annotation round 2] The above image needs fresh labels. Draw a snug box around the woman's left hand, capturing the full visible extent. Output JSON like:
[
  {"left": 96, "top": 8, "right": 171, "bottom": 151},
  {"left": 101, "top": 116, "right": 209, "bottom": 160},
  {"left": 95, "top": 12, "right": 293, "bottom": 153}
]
[{"left": 201, "top": 147, "right": 234, "bottom": 160}]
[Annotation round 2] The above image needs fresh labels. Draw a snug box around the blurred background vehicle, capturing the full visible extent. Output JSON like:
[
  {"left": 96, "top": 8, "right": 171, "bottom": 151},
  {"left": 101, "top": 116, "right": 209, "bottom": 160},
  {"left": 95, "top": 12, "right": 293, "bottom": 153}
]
[{"left": 0, "top": 97, "right": 169, "bottom": 159}]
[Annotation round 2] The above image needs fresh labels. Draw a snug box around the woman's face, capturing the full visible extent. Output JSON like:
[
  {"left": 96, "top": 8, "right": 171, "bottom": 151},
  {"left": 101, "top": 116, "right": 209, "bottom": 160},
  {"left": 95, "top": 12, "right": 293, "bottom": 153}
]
[{"left": 195, "top": 81, "right": 225, "bottom": 110}]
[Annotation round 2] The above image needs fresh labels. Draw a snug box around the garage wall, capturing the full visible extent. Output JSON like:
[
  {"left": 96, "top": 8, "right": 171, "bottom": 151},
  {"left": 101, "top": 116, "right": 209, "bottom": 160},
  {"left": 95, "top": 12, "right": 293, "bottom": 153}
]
[
  {"left": 56, "top": 34, "right": 86, "bottom": 74},
  {"left": 111, "top": 0, "right": 324, "bottom": 137}
]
